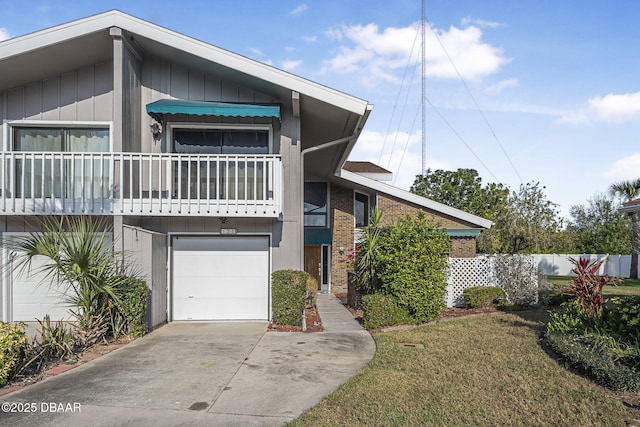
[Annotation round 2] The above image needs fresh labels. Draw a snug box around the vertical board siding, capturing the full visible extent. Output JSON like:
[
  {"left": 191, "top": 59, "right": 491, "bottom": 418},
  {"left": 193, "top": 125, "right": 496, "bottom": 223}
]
[{"left": 0, "top": 61, "right": 114, "bottom": 123}]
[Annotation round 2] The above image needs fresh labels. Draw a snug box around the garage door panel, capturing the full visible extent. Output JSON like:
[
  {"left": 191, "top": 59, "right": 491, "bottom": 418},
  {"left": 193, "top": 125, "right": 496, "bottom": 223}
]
[
  {"left": 11, "top": 255, "right": 73, "bottom": 322},
  {"left": 172, "top": 236, "right": 270, "bottom": 321}
]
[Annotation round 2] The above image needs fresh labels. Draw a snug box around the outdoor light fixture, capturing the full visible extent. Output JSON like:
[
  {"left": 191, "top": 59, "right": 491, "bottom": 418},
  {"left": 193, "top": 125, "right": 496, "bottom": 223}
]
[
  {"left": 150, "top": 122, "right": 162, "bottom": 141},
  {"left": 339, "top": 247, "right": 345, "bottom": 255},
  {"left": 218, "top": 217, "right": 229, "bottom": 224}
]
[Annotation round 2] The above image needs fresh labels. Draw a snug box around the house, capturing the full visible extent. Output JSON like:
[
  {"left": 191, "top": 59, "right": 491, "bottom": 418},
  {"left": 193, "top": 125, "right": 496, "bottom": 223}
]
[{"left": 0, "top": 10, "right": 490, "bottom": 326}]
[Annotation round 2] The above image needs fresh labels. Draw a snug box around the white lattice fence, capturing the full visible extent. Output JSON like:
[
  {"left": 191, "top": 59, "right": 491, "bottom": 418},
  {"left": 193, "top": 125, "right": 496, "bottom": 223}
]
[
  {"left": 446, "top": 255, "right": 539, "bottom": 307},
  {"left": 446, "top": 257, "right": 493, "bottom": 307}
]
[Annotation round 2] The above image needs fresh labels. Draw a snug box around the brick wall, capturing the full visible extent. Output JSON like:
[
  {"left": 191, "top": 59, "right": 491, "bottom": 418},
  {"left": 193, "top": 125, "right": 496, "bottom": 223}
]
[
  {"left": 376, "top": 193, "right": 475, "bottom": 228},
  {"left": 330, "top": 185, "right": 355, "bottom": 294},
  {"left": 450, "top": 237, "right": 476, "bottom": 258}
]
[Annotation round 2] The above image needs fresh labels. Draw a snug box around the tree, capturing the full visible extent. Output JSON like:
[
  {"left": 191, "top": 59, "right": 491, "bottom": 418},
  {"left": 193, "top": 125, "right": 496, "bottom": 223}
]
[
  {"left": 567, "top": 192, "right": 631, "bottom": 254},
  {"left": 609, "top": 179, "right": 640, "bottom": 279},
  {"left": 485, "top": 182, "right": 561, "bottom": 254},
  {"left": 410, "top": 168, "right": 508, "bottom": 221}
]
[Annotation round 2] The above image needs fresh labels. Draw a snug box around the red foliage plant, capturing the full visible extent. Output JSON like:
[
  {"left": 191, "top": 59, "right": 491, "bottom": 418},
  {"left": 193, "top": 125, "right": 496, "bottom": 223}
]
[{"left": 567, "top": 257, "right": 617, "bottom": 317}]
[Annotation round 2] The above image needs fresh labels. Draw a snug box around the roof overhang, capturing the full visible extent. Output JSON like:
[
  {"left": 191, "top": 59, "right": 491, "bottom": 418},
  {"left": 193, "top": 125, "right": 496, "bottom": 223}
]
[
  {"left": 335, "top": 169, "right": 493, "bottom": 229},
  {"left": 619, "top": 200, "right": 640, "bottom": 213}
]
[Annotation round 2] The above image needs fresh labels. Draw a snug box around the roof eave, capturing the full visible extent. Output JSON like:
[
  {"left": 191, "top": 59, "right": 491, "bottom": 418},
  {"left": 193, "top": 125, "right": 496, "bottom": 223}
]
[{"left": 336, "top": 169, "right": 493, "bottom": 229}]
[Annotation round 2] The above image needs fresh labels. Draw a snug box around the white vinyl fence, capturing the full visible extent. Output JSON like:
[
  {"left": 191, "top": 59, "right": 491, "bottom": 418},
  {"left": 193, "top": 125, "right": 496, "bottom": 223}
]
[{"left": 532, "top": 254, "right": 634, "bottom": 278}]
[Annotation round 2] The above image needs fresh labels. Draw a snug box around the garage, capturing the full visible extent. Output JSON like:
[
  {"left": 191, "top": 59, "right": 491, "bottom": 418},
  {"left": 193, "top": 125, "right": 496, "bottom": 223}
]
[
  {"left": 8, "top": 253, "right": 73, "bottom": 322},
  {"left": 172, "top": 235, "right": 270, "bottom": 321}
]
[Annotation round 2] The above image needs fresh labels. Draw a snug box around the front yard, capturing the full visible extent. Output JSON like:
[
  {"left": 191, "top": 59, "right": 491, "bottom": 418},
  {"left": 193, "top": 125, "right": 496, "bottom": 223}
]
[{"left": 289, "top": 311, "right": 640, "bottom": 426}]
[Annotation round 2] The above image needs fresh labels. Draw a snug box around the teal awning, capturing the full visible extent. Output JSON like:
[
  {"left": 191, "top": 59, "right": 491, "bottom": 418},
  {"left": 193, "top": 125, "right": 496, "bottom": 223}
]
[
  {"left": 146, "top": 99, "right": 281, "bottom": 122},
  {"left": 304, "top": 228, "right": 332, "bottom": 245},
  {"left": 447, "top": 229, "right": 481, "bottom": 238}
]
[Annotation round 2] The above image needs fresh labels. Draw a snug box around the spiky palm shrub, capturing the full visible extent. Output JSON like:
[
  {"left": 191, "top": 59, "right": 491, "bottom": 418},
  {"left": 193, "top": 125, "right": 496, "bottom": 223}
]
[{"left": 7, "top": 217, "right": 136, "bottom": 349}]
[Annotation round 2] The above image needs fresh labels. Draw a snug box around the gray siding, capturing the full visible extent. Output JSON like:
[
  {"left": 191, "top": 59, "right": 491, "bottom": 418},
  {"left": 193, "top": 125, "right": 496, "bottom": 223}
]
[
  {"left": 0, "top": 60, "right": 114, "bottom": 143},
  {"left": 122, "top": 225, "right": 167, "bottom": 329}
]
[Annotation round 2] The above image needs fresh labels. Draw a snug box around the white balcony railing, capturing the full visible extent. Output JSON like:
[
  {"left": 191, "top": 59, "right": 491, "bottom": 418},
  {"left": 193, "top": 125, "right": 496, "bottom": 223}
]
[{"left": 0, "top": 152, "right": 283, "bottom": 217}]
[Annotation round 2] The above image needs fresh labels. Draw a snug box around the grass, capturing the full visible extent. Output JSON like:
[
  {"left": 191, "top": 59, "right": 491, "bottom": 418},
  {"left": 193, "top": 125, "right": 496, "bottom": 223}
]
[
  {"left": 547, "top": 275, "right": 640, "bottom": 297},
  {"left": 288, "top": 311, "right": 640, "bottom": 427}
]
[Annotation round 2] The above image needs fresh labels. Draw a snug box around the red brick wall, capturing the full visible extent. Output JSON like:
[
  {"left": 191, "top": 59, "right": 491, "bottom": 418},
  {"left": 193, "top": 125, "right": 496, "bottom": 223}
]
[{"left": 330, "top": 185, "right": 355, "bottom": 294}]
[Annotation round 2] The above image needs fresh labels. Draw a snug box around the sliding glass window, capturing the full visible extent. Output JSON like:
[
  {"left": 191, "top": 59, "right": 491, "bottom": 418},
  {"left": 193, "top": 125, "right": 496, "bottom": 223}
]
[{"left": 13, "top": 127, "right": 109, "bottom": 199}]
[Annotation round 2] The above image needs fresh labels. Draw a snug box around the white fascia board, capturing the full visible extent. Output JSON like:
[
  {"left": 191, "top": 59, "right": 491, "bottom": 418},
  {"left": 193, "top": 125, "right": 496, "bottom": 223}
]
[
  {"left": 0, "top": 10, "right": 370, "bottom": 115},
  {"left": 336, "top": 169, "right": 493, "bottom": 229},
  {"left": 0, "top": 11, "right": 119, "bottom": 59}
]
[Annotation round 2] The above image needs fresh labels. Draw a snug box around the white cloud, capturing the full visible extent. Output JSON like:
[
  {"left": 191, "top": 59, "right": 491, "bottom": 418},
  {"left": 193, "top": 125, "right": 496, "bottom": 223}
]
[
  {"left": 484, "top": 78, "right": 518, "bottom": 94},
  {"left": 559, "top": 92, "right": 640, "bottom": 124},
  {"left": 604, "top": 153, "right": 640, "bottom": 180},
  {"left": 282, "top": 59, "right": 303, "bottom": 71},
  {"left": 321, "top": 22, "right": 509, "bottom": 85},
  {"left": 249, "top": 47, "right": 265, "bottom": 57},
  {"left": 302, "top": 35, "right": 317, "bottom": 43},
  {"left": 461, "top": 17, "right": 503, "bottom": 28},
  {"left": 285, "top": 46, "right": 296, "bottom": 52},
  {"left": 0, "top": 27, "right": 10, "bottom": 41},
  {"left": 290, "top": 4, "right": 308, "bottom": 16}
]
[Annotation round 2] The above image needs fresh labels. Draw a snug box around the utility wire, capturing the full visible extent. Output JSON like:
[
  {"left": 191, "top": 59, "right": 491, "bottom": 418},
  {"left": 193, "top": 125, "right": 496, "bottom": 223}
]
[
  {"left": 393, "top": 103, "right": 422, "bottom": 186},
  {"left": 378, "top": 25, "right": 421, "bottom": 166},
  {"left": 426, "top": 97, "right": 501, "bottom": 183},
  {"left": 386, "top": 47, "right": 422, "bottom": 170},
  {"left": 426, "top": 18, "right": 523, "bottom": 183}
]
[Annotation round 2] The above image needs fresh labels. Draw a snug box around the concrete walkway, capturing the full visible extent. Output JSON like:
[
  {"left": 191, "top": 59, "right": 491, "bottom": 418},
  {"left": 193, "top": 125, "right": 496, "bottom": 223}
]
[{"left": 0, "top": 294, "right": 375, "bottom": 427}]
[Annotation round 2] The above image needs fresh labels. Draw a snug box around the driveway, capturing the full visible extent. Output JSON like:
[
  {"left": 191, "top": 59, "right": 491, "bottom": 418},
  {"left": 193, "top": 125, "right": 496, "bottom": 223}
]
[{"left": 0, "top": 295, "right": 375, "bottom": 426}]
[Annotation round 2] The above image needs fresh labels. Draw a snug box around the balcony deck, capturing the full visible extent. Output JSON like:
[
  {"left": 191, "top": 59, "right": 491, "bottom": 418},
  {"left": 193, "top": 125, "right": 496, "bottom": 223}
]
[{"left": 0, "top": 152, "right": 283, "bottom": 217}]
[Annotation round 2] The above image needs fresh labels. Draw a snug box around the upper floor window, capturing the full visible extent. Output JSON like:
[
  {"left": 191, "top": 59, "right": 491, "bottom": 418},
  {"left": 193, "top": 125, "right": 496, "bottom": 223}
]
[
  {"left": 304, "top": 182, "right": 328, "bottom": 227},
  {"left": 354, "top": 192, "right": 370, "bottom": 228},
  {"left": 13, "top": 127, "right": 109, "bottom": 152},
  {"left": 171, "top": 126, "right": 270, "bottom": 155}
]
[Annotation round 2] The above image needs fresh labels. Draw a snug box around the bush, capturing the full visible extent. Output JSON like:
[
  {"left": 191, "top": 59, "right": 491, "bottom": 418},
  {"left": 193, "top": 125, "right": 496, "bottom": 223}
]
[
  {"left": 463, "top": 287, "right": 506, "bottom": 308},
  {"left": 0, "top": 322, "right": 28, "bottom": 386},
  {"left": 373, "top": 212, "right": 450, "bottom": 323},
  {"left": 361, "top": 293, "right": 414, "bottom": 330},
  {"left": 493, "top": 255, "right": 541, "bottom": 305},
  {"left": 545, "top": 331, "right": 640, "bottom": 392},
  {"left": 601, "top": 296, "right": 640, "bottom": 345},
  {"left": 272, "top": 270, "right": 308, "bottom": 326},
  {"left": 546, "top": 302, "right": 590, "bottom": 335},
  {"left": 113, "top": 277, "right": 149, "bottom": 338}
]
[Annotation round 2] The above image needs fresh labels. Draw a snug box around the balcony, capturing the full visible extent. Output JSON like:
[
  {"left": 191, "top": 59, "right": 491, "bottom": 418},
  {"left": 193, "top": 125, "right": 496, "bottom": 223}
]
[{"left": 0, "top": 152, "right": 283, "bottom": 217}]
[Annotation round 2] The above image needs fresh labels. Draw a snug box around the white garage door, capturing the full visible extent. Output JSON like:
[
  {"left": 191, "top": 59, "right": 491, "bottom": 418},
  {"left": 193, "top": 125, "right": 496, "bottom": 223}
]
[
  {"left": 172, "top": 236, "right": 270, "bottom": 321},
  {"left": 10, "top": 254, "right": 72, "bottom": 322}
]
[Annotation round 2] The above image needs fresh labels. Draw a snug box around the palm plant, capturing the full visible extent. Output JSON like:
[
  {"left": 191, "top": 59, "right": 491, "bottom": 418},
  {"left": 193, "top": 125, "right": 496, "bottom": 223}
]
[
  {"left": 6, "top": 216, "right": 135, "bottom": 348},
  {"left": 610, "top": 178, "right": 640, "bottom": 279}
]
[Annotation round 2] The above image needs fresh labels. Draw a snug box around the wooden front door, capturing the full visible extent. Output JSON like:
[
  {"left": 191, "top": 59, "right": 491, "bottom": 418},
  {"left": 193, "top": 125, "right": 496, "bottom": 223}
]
[{"left": 304, "top": 244, "right": 322, "bottom": 290}]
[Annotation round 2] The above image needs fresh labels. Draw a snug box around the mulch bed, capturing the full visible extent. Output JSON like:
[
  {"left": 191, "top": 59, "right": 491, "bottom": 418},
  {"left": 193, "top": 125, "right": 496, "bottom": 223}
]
[{"left": 268, "top": 307, "right": 324, "bottom": 332}]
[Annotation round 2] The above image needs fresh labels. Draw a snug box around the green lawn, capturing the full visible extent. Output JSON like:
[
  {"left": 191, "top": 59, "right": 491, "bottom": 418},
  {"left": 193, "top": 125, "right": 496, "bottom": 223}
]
[
  {"left": 288, "top": 312, "right": 640, "bottom": 427},
  {"left": 547, "top": 275, "right": 640, "bottom": 297}
]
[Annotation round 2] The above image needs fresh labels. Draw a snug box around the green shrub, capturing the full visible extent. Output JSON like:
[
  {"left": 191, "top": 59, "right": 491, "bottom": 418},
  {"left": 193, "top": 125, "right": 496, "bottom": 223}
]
[
  {"left": 546, "top": 302, "right": 590, "bottom": 334},
  {"left": 601, "top": 296, "right": 640, "bottom": 345},
  {"left": 272, "top": 270, "right": 308, "bottom": 326},
  {"left": 463, "top": 286, "right": 506, "bottom": 308},
  {"left": 0, "top": 322, "right": 28, "bottom": 386},
  {"left": 374, "top": 212, "right": 450, "bottom": 323},
  {"left": 114, "top": 277, "right": 149, "bottom": 338},
  {"left": 362, "top": 293, "right": 414, "bottom": 330},
  {"left": 545, "top": 331, "right": 640, "bottom": 392}
]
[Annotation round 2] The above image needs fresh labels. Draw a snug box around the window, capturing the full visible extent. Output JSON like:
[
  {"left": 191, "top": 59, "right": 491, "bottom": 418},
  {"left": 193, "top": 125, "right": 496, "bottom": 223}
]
[
  {"left": 304, "top": 182, "right": 328, "bottom": 227},
  {"left": 354, "top": 192, "right": 370, "bottom": 227},
  {"left": 173, "top": 128, "right": 269, "bottom": 154},
  {"left": 170, "top": 126, "right": 271, "bottom": 200},
  {"left": 12, "top": 126, "right": 110, "bottom": 199}
]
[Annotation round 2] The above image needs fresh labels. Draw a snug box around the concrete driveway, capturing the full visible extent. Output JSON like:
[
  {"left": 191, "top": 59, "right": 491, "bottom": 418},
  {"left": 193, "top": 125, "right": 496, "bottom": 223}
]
[{"left": 0, "top": 295, "right": 375, "bottom": 426}]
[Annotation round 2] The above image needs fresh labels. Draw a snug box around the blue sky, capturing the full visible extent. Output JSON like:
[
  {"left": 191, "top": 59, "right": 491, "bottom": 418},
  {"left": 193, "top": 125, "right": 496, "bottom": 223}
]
[{"left": 2, "top": 0, "right": 639, "bottom": 219}]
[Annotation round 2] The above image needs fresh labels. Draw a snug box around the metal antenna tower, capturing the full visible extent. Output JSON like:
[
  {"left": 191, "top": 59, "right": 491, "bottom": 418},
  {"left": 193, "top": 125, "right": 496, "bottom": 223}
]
[{"left": 421, "top": 0, "right": 427, "bottom": 176}]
